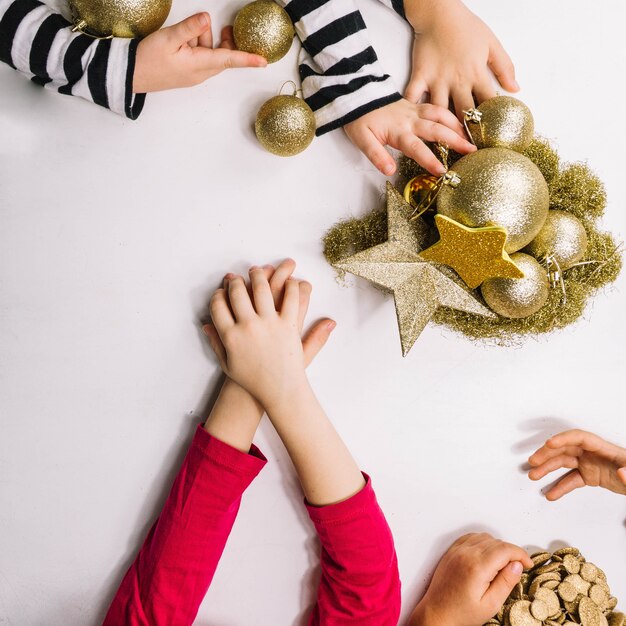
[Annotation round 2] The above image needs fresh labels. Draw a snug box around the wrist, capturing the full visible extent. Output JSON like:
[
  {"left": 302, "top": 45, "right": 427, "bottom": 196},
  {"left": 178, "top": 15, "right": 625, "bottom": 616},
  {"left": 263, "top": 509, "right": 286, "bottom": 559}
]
[
  {"left": 261, "top": 374, "right": 313, "bottom": 418},
  {"left": 404, "top": 0, "right": 464, "bottom": 31},
  {"left": 409, "top": 601, "right": 446, "bottom": 626}
]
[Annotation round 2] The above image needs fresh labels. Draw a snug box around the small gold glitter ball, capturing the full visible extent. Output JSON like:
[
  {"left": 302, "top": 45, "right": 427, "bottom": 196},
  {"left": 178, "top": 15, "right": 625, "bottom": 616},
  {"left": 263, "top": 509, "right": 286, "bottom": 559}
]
[
  {"left": 437, "top": 147, "right": 549, "bottom": 253},
  {"left": 524, "top": 210, "right": 588, "bottom": 270},
  {"left": 481, "top": 253, "right": 549, "bottom": 318},
  {"left": 69, "top": 0, "right": 171, "bottom": 38},
  {"left": 255, "top": 95, "right": 316, "bottom": 156},
  {"left": 233, "top": 0, "right": 294, "bottom": 63},
  {"left": 403, "top": 174, "right": 440, "bottom": 208},
  {"left": 468, "top": 96, "right": 534, "bottom": 152}
]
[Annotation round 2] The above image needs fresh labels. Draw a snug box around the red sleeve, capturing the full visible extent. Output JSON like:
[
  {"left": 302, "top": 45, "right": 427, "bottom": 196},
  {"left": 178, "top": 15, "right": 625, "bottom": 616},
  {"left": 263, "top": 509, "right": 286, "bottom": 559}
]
[
  {"left": 102, "top": 425, "right": 267, "bottom": 626},
  {"left": 305, "top": 474, "right": 401, "bottom": 626}
]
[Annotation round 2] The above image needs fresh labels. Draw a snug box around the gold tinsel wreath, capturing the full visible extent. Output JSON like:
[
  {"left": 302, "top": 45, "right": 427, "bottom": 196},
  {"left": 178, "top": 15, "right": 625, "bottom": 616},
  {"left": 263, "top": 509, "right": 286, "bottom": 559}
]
[{"left": 323, "top": 138, "right": 623, "bottom": 344}]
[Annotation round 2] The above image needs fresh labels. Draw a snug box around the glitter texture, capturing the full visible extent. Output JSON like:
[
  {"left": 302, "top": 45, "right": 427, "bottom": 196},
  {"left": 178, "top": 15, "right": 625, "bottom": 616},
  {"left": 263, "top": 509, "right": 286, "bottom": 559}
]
[
  {"left": 233, "top": 0, "right": 294, "bottom": 63},
  {"left": 420, "top": 214, "right": 524, "bottom": 289},
  {"left": 255, "top": 95, "right": 315, "bottom": 156},
  {"left": 481, "top": 253, "right": 549, "bottom": 319},
  {"left": 69, "top": 0, "right": 170, "bottom": 38},
  {"left": 525, "top": 210, "right": 588, "bottom": 270},
  {"left": 467, "top": 96, "right": 534, "bottom": 152},
  {"left": 334, "top": 183, "right": 495, "bottom": 356},
  {"left": 437, "top": 148, "right": 550, "bottom": 252}
]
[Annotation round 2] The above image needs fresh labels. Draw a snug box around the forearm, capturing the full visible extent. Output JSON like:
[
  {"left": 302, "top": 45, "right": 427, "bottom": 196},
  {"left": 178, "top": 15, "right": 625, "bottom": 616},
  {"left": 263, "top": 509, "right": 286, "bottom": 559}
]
[
  {"left": 204, "top": 378, "right": 264, "bottom": 453},
  {"left": 266, "top": 378, "right": 364, "bottom": 506}
]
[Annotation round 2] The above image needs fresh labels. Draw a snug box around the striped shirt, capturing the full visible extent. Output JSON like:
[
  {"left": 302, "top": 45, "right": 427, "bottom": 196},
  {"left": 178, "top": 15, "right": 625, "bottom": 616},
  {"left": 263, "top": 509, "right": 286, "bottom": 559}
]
[{"left": 0, "top": 0, "right": 406, "bottom": 133}]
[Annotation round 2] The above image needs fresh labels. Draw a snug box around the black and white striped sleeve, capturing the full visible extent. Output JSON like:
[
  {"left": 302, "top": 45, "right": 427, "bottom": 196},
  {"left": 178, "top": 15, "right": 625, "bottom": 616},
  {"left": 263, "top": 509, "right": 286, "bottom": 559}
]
[
  {"left": 278, "top": 0, "right": 407, "bottom": 135},
  {"left": 0, "top": 0, "right": 145, "bottom": 119}
]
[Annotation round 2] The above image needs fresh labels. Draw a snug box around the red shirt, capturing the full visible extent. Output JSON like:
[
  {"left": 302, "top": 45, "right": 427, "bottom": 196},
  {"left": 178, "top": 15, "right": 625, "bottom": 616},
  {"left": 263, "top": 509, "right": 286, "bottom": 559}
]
[{"left": 103, "top": 426, "right": 400, "bottom": 625}]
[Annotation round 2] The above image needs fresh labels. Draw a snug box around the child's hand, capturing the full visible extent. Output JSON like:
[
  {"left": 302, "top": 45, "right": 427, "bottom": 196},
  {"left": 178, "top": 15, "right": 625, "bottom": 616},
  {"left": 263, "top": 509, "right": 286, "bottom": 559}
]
[
  {"left": 410, "top": 533, "right": 533, "bottom": 626},
  {"left": 404, "top": 0, "right": 518, "bottom": 118},
  {"left": 133, "top": 13, "right": 267, "bottom": 93},
  {"left": 528, "top": 429, "right": 626, "bottom": 500},
  {"left": 343, "top": 99, "right": 476, "bottom": 176},
  {"left": 205, "top": 260, "right": 333, "bottom": 410}
]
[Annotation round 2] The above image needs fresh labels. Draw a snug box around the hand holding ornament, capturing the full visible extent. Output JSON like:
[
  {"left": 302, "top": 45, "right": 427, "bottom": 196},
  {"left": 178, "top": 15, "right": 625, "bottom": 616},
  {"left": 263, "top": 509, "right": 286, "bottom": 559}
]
[
  {"left": 403, "top": 0, "right": 518, "bottom": 118},
  {"left": 528, "top": 429, "right": 626, "bottom": 500},
  {"left": 409, "top": 533, "right": 533, "bottom": 626},
  {"left": 343, "top": 99, "right": 476, "bottom": 176},
  {"left": 133, "top": 13, "right": 267, "bottom": 93}
]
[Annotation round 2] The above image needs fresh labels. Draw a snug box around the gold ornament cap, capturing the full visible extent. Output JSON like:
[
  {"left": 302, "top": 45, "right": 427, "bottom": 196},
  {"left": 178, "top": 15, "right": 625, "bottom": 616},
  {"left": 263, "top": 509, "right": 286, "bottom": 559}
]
[
  {"left": 69, "top": 0, "right": 171, "bottom": 38},
  {"left": 233, "top": 0, "right": 294, "bottom": 63}
]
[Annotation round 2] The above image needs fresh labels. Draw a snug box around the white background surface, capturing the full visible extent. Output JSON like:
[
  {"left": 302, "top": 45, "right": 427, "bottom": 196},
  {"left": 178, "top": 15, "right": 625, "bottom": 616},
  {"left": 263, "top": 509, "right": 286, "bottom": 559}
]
[{"left": 1, "top": 1, "right": 625, "bottom": 624}]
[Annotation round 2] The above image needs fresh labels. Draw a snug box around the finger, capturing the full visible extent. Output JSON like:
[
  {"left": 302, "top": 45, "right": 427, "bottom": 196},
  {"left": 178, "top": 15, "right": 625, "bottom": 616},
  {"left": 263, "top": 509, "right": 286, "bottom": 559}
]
[
  {"left": 482, "top": 540, "right": 534, "bottom": 570},
  {"left": 198, "top": 24, "right": 213, "bottom": 49},
  {"left": 228, "top": 275, "right": 256, "bottom": 321},
  {"left": 192, "top": 47, "right": 267, "bottom": 71},
  {"left": 281, "top": 278, "right": 300, "bottom": 321},
  {"left": 209, "top": 288, "right": 235, "bottom": 334},
  {"left": 528, "top": 454, "right": 579, "bottom": 481},
  {"left": 451, "top": 88, "right": 476, "bottom": 123},
  {"left": 528, "top": 445, "right": 582, "bottom": 467},
  {"left": 189, "top": 37, "right": 199, "bottom": 48},
  {"left": 347, "top": 126, "right": 396, "bottom": 176},
  {"left": 405, "top": 76, "right": 428, "bottom": 103},
  {"left": 218, "top": 25, "right": 234, "bottom": 50},
  {"left": 417, "top": 103, "right": 466, "bottom": 136},
  {"left": 297, "top": 280, "right": 312, "bottom": 331},
  {"left": 617, "top": 467, "right": 626, "bottom": 485},
  {"left": 269, "top": 258, "right": 296, "bottom": 306},
  {"left": 202, "top": 322, "right": 227, "bottom": 366},
  {"left": 249, "top": 266, "right": 276, "bottom": 316},
  {"left": 473, "top": 79, "right": 497, "bottom": 104},
  {"left": 412, "top": 120, "right": 476, "bottom": 155},
  {"left": 547, "top": 429, "right": 606, "bottom": 453},
  {"left": 488, "top": 43, "right": 519, "bottom": 92},
  {"left": 396, "top": 134, "right": 447, "bottom": 176},
  {"left": 302, "top": 319, "right": 336, "bottom": 366},
  {"left": 483, "top": 561, "right": 524, "bottom": 610},
  {"left": 545, "top": 469, "right": 586, "bottom": 501},
  {"left": 166, "top": 12, "right": 212, "bottom": 47},
  {"left": 429, "top": 84, "right": 449, "bottom": 110}
]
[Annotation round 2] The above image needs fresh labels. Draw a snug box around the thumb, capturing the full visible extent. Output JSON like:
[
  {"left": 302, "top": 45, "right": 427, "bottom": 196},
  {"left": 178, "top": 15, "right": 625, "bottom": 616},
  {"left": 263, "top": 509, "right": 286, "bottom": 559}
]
[
  {"left": 618, "top": 467, "right": 626, "bottom": 485},
  {"left": 483, "top": 561, "right": 523, "bottom": 609},
  {"left": 166, "top": 12, "right": 212, "bottom": 46},
  {"left": 302, "top": 319, "right": 336, "bottom": 367}
]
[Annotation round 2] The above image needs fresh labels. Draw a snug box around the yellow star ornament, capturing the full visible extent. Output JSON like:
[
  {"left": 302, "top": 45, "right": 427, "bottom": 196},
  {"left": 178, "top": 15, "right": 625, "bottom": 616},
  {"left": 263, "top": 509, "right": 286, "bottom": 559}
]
[
  {"left": 419, "top": 214, "right": 525, "bottom": 289},
  {"left": 334, "top": 183, "right": 496, "bottom": 356}
]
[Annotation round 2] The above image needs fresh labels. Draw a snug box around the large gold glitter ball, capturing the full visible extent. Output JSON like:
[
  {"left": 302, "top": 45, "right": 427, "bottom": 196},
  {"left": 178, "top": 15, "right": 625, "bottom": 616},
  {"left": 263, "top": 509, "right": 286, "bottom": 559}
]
[
  {"left": 468, "top": 96, "right": 534, "bottom": 152},
  {"left": 255, "top": 95, "right": 316, "bottom": 156},
  {"left": 233, "top": 0, "right": 294, "bottom": 63},
  {"left": 481, "top": 253, "right": 549, "bottom": 318},
  {"left": 524, "top": 210, "right": 588, "bottom": 270},
  {"left": 437, "top": 147, "right": 549, "bottom": 253},
  {"left": 69, "top": 0, "right": 171, "bottom": 38}
]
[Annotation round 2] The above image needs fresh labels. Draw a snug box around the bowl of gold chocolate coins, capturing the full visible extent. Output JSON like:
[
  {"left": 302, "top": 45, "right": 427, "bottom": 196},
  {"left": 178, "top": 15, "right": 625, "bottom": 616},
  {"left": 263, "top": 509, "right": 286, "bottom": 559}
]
[{"left": 484, "top": 547, "right": 623, "bottom": 626}]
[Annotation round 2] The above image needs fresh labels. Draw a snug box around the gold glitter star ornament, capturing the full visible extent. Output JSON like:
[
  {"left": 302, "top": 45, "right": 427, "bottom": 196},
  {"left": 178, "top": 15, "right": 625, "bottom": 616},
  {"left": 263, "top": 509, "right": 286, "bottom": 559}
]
[
  {"left": 420, "top": 215, "right": 525, "bottom": 289},
  {"left": 334, "top": 183, "right": 496, "bottom": 356}
]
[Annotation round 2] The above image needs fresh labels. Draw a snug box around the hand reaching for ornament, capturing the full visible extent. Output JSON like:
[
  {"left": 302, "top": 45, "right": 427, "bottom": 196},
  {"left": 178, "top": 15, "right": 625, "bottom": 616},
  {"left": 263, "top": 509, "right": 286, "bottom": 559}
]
[
  {"left": 403, "top": 0, "right": 518, "bottom": 118},
  {"left": 409, "top": 533, "right": 533, "bottom": 626},
  {"left": 343, "top": 99, "right": 476, "bottom": 176},
  {"left": 528, "top": 429, "right": 626, "bottom": 500},
  {"left": 133, "top": 13, "right": 267, "bottom": 93}
]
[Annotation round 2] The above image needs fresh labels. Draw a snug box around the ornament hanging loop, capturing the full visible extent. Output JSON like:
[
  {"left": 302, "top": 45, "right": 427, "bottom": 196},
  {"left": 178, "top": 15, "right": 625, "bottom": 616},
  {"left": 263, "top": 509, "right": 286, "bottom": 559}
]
[
  {"left": 71, "top": 19, "right": 113, "bottom": 40},
  {"left": 463, "top": 108, "right": 483, "bottom": 147},
  {"left": 279, "top": 80, "right": 299, "bottom": 98}
]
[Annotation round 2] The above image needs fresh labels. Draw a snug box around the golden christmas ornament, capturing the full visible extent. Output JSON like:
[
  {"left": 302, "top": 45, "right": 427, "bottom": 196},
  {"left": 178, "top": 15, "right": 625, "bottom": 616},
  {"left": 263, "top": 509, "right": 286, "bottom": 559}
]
[
  {"left": 465, "top": 96, "right": 534, "bottom": 152},
  {"left": 233, "top": 0, "right": 294, "bottom": 63},
  {"left": 420, "top": 214, "right": 524, "bottom": 289},
  {"left": 481, "top": 253, "right": 549, "bottom": 318},
  {"left": 334, "top": 183, "right": 495, "bottom": 356},
  {"left": 403, "top": 174, "right": 440, "bottom": 209},
  {"left": 255, "top": 92, "right": 315, "bottom": 156},
  {"left": 437, "top": 147, "right": 550, "bottom": 253},
  {"left": 69, "top": 0, "right": 171, "bottom": 38},
  {"left": 524, "top": 210, "right": 588, "bottom": 270}
]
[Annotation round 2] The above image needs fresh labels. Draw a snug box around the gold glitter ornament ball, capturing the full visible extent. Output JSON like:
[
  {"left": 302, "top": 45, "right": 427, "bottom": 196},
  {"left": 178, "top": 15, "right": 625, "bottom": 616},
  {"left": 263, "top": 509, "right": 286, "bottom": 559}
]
[
  {"left": 69, "top": 0, "right": 171, "bottom": 38},
  {"left": 255, "top": 95, "right": 316, "bottom": 156},
  {"left": 524, "top": 210, "right": 588, "bottom": 270},
  {"left": 437, "top": 147, "right": 549, "bottom": 253},
  {"left": 481, "top": 253, "right": 549, "bottom": 318},
  {"left": 468, "top": 96, "right": 534, "bottom": 152},
  {"left": 233, "top": 0, "right": 294, "bottom": 63}
]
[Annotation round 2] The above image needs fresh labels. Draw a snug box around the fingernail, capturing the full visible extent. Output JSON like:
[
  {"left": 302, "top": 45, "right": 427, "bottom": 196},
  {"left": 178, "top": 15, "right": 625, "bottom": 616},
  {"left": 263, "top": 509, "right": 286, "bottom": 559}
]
[
  {"left": 202, "top": 324, "right": 211, "bottom": 336},
  {"left": 249, "top": 265, "right": 259, "bottom": 272},
  {"left": 327, "top": 320, "right": 336, "bottom": 331},
  {"left": 510, "top": 561, "right": 523, "bottom": 575},
  {"left": 199, "top": 12, "right": 209, "bottom": 28},
  {"left": 383, "top": 165, "right": 395, "bottom": 176},
  {"left": 513, "top": 79, "right": 520, "bottom": 90}
]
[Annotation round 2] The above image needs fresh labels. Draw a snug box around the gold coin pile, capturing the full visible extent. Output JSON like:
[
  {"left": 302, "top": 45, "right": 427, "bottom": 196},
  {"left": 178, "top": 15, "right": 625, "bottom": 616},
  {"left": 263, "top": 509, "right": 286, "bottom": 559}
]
[{"left": 484, "top": 548, "right": 623, "bottom": 626}]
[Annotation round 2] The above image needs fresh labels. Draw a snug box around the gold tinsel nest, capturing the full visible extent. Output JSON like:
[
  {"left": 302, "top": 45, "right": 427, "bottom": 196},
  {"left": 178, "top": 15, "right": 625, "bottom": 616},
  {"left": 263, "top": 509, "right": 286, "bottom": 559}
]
[{"left": 323, "top": 138, "right": 622, "bottom": 344}]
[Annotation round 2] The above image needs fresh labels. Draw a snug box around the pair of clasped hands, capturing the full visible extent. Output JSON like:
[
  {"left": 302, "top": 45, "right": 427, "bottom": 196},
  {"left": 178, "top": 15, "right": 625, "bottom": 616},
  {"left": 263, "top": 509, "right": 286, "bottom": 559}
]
[
  {"left": 132, "top": 0, "right": 518, "bottom": 177},
  {"left": 203, "top": 259, "right": 626, "bottom": 626}
]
